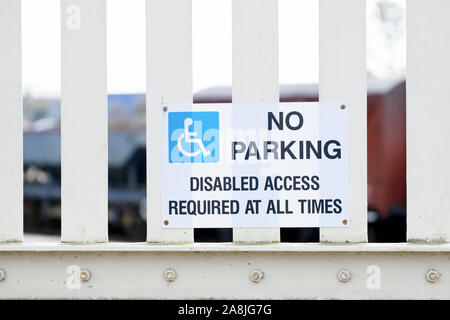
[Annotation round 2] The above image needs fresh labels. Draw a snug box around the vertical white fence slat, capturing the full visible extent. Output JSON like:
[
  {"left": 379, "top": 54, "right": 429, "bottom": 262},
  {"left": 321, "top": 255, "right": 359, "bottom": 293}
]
[
  {"left": 146, "top": 0, "right": 194, "bottom": 243},
  {"left": 407, "top": 0, "right": 450, "bottom": 243},
  {"left": 319, "top": 0, "right": 367, "bottom": 243},
  {"left": 232, "top": 0, "right": 280, "bottom": 243},
  {"left": 0, "top": 0, "right": 23, "bottom": 242},
  {"left": 61, "top": 0, "right": 108, "bottom": 243}
]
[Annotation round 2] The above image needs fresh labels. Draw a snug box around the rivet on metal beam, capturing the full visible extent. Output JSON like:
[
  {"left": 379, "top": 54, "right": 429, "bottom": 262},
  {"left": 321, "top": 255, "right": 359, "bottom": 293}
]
[
  {"left": 337, "top": 270, "right": 351, "bottom": 282},
  {"left": 80, "top": 269, "right": 91, "bottom": 282},
  {"left": 0, "top": 269, "right": 6, "bottom": 281},
  {"left": 163, "top": 269, "right": 177, "bottom": 282},
  {"left": 250, "top": 269, "right": 264, "bottom": 283},
  {"left": 426, "top": 269, "right": 440, "bottom": 283}
]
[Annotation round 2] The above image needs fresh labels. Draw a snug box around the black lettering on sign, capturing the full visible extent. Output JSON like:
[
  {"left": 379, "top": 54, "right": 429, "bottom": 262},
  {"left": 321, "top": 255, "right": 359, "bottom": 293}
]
[{"left": 268, "top": 111, "right": 304, "bottom": 131}]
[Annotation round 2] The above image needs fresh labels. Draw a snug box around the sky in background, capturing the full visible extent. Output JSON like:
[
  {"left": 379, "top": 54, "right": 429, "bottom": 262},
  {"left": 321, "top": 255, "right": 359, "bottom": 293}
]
[{"left": 22, "top": 0, "right": 405, "bottom": 98}]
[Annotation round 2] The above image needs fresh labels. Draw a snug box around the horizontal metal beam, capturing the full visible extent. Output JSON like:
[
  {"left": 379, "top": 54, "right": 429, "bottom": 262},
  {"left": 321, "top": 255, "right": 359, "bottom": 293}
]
[
  {"left": 1, "top": 243, "right": 449, "bottom": 299},
  {"left": 1, "top": 243, "right": 450, "bottom": 252}
]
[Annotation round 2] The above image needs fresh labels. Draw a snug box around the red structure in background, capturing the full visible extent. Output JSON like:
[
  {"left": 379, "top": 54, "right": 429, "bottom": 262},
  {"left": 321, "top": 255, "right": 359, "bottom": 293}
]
[{"left": 194, "top": 78, "right": 407, "bottom": 223}]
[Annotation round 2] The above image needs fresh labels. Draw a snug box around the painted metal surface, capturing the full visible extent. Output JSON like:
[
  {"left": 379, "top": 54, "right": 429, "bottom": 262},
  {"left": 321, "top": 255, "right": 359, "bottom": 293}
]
[
  {"left": 0, "top": 0, "right": 23, "bottom": 242},
  {"left": 0, "top": 244, "right": 449, "bottom": 299},
  {"left": 319, "top": 0, "right": 368, "bottom": 243},
  {"left": 61, "top": 0, "right": 108, "bottom": 243},
  {"left": 1, "top": 0, "right": 450, "bottom": 301},
  {"left": 407, "top": 0, "right": 450, "bottom": 243}
]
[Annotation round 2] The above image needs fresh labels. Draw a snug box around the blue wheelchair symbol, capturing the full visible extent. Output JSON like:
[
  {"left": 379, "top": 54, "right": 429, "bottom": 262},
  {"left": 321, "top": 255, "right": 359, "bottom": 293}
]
[{"left": 168, "top": 112, "right": 219, "bottom": 163}]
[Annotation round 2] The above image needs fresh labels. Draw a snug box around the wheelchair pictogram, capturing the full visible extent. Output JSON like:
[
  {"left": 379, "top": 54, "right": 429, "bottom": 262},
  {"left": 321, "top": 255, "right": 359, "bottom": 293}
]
[
  {"left": 168, "top": 111, "right": 219, "bottom": 163},
  {"left": 177, "top": 118, "right": 211, "bottom": 157}
]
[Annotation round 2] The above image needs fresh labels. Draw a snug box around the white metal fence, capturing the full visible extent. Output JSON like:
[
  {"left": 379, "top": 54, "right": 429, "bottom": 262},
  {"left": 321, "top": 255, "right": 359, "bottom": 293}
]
[{"left": 0, "top": 0, "right": 449, "bottom": 299}]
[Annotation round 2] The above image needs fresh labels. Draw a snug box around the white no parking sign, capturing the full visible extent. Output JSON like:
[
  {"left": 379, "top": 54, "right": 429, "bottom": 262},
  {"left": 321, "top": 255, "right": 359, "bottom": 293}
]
[{"left": 161, "top": 102, "right": 349, "bottom": 228}]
